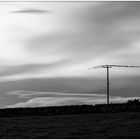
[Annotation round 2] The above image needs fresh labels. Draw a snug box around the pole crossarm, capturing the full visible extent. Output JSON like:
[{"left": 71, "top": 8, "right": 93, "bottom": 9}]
[{"left": 89, "top": 65, "right": 140, "bottom": 69}]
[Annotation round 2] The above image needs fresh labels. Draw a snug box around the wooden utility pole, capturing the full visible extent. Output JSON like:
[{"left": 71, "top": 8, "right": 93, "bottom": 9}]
[{"left": 107, "top": 66, "right": 109, "bottom": 104}]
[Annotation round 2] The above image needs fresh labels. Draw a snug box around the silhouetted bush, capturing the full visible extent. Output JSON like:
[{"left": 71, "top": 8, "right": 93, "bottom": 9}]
[{"left": 126, "top": 99, "right": 140, "bottom": 105}]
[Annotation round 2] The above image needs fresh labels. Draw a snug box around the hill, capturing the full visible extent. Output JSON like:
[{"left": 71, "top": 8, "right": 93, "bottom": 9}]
[{"left": 0, "top": 99, "right": 140, "bottom": 138}]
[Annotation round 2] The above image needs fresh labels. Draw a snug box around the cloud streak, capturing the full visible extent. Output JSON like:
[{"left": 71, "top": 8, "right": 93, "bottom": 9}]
[
  {"left": 6, "top": 90, "right": 107, "bottom": 99},
  {"left": 6, "top": 95, "right": 140, "bottom": 108},
  {"left": 6, "top": 90, "right": 140, "bottom": 108},
  {"left": 0, "top": 59, "right": 70, "bottom": 78},
  {"left": 11, "top": 8, "right": 49, "bottom": 14}
]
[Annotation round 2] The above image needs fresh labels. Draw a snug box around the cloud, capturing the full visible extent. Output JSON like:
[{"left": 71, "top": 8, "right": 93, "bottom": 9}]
[
  {"left": 0, "top": 60, "right": 70, "bottom": 78},
  {"left": 11, "top": 8, "right": 49, "bottom": 14},
  {"left": 6, "top": 95, "right": 140, "bottom": 108},
  {"left": 2, "top": 77, "right": 106, "bottom": 96},
  {"left": 1, "top": 75, "right": 140, "bottom": 108},
  {"left": 2, "top": 75, "right": 140, "bottom": 97},
  {"left": 0, "top": 64, "right": 49, "bottom": 77},
  {"left": 6, "top": 90, "right": 107, "bottom": 99},
  {"left": 1, "top": 2, "right": 140, "bottom": 82}
]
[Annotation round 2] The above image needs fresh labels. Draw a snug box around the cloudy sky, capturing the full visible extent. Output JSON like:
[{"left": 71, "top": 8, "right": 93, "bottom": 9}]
[{"left": 0, "top": 1, "right": 140, "bottom": 108}]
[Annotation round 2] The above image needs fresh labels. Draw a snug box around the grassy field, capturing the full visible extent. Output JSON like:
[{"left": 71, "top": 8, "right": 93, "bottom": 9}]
[{"left": 0, "top": 112, "right": 140, "bottom": 138}]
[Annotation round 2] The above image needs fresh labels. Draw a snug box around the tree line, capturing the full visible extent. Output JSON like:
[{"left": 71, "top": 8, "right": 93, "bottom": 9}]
[{"left": 0, "top": 99, "right": 140, "bottom": 117}]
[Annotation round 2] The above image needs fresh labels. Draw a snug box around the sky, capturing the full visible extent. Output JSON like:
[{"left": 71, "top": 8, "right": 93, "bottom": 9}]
[{"left": 0, "top": 1, "right": 140, "bottom": 108}]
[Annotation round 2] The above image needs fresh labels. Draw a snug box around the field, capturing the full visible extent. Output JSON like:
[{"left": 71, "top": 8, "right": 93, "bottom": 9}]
[{"left": 0, "top": 111, "right": 140, "bottom": 138}]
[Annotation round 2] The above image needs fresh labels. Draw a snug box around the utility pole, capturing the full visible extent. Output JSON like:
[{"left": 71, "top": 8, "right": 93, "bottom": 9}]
[
  {"left": 89, "top": 65, "right": 140, "bottom": 104},
  {"left": 107, "top": 66, "right": 109, "bottom": 104}
]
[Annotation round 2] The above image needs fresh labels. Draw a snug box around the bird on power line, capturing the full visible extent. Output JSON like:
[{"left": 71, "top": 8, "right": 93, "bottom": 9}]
[{"left": 89, "top": 65, "right": 140, "bottom": 105}]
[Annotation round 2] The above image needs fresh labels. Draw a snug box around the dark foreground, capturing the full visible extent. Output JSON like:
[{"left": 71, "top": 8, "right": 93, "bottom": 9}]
[{"left": 0, "top": 111, "right": 140, "bottom": 138}]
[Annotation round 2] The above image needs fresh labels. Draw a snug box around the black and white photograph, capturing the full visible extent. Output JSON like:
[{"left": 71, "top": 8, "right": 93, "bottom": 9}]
[{"left": 0, "top": 0, "right": 140, "bottom": 139}]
